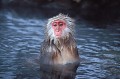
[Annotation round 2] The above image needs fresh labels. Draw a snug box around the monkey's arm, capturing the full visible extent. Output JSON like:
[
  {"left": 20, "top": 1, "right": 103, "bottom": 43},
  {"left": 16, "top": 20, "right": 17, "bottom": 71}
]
[
  {"left": 40, "top": 40, "right": 60, "bottom": 64},
  {"left": 40, "top": 40, "right": 48, "bottom": 55}
]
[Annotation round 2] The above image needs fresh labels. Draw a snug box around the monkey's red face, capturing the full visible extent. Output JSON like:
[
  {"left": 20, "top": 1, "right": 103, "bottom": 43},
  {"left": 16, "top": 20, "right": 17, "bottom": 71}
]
[{"left": 52, "top": 20, "right": 66, "bottom": 38}]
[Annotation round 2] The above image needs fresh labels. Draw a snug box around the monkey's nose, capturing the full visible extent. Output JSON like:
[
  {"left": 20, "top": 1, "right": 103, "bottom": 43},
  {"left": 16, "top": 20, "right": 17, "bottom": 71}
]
[
  {"left": 56, "top": 29, "right": 60, "bottom": 32},
  {"left": 56, "top": 27, "right": 60, "bottom": 32}
]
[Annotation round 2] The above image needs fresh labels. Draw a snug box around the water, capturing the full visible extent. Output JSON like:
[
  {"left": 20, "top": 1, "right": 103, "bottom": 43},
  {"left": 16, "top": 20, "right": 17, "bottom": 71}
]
[{"left": 0, "top": 8, "right": 120, "bottom": 79}]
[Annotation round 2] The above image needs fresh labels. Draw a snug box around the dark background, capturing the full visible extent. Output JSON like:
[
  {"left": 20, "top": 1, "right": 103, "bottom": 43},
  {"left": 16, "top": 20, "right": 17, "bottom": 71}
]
[{"left": 1, "top": 0, "right": 120, "bottom": 23}]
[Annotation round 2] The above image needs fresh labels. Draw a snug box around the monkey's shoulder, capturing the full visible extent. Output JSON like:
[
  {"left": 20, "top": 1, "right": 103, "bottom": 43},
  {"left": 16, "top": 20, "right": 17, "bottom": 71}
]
[{"left": 40, "top": 40, "right": 49, "bottom": 52}]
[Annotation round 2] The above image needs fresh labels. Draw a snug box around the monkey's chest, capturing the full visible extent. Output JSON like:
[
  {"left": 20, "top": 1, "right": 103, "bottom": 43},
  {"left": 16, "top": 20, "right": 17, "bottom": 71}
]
[{"left": 53, "top": 47, "right": 77, "bottom": 64}]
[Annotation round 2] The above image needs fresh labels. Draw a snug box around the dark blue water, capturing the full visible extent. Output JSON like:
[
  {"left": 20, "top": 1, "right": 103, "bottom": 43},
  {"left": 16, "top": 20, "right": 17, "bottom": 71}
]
[{"left": 0, "top": 8, "right": 120, "bottom": 79}]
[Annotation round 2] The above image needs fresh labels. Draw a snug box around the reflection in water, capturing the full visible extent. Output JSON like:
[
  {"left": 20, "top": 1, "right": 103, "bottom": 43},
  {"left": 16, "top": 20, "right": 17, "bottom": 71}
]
[
  {"left": 40, "top": 63, "right": 79, "bottom": 79},
  {"left": 0, "top": 8, "right": 120, "bottom": 79}
]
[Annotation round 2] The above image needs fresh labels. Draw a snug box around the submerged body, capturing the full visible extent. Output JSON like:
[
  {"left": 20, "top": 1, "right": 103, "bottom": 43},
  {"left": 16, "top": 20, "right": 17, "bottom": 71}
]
[{"left": 40, "top": 14, "right": 79, "bottom": 65}]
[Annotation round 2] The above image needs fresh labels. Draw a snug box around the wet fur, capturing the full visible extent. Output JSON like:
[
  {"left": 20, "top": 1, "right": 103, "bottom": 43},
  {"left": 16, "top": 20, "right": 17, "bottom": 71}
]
[{"left": 40, "top": 14, "right": 79, "bottom": 65}]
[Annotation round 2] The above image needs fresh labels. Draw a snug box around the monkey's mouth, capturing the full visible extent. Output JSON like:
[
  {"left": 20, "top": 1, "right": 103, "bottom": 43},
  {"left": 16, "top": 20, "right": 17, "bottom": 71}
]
[{"left": 55, "top": 32, "right": 62, "bottom": 38}]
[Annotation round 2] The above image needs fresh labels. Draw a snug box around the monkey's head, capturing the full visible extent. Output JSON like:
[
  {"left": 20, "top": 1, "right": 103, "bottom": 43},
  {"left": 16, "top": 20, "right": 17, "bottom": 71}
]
[{"left": 46, "top": 14, "right": 75, "bottom": 41}]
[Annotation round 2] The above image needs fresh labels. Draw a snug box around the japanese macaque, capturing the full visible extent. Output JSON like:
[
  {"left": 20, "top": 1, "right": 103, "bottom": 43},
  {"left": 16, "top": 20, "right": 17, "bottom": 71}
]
[{"left": 40, "top": 14, "right": 79, "bottom": 65}]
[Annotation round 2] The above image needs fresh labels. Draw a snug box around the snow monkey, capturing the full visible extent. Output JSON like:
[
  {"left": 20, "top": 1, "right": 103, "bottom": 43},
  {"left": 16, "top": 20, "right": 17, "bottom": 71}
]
[{"left": 40, "top": 14, "right": 79, "bottom": 65}]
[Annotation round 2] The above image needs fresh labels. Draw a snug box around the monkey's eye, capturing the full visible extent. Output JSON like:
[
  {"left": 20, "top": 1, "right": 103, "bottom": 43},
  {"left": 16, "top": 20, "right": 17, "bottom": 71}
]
[
  {"left": 53, "top": 22, "right": 57, "bottom": 27},
  {"left": 59, "top": 22, "right": 63, "bottom": 27}
]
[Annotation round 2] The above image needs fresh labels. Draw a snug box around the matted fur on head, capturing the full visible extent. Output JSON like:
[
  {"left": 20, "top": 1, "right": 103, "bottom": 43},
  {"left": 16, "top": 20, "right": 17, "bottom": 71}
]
[{"left": 45, "top": 13, "right": 75, "bottom": 41}]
